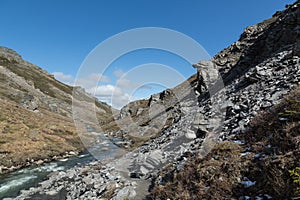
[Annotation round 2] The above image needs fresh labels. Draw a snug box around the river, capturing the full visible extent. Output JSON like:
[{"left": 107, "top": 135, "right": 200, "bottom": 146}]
[{"left": 0, "top": 132, "right": 122, "bottom": 199}]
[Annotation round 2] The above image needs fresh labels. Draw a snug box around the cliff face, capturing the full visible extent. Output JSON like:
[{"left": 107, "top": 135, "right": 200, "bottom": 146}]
[
  {"left": 200, "top": 0, "right": 300, "bottom": 138},
  {"left": 0, "top": 47, "right": 114, "bottom": 171}
]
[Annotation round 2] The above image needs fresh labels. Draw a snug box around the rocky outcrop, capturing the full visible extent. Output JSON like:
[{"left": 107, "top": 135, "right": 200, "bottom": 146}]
[
  {"left": 198, "top": 1, "right": 300, "bottom": 139},
  {"left": 0, "top": 47, "right": 25, "bottom": 64},
  {"left": 0, "top": 47, "right": 112, "bottom": 118}
]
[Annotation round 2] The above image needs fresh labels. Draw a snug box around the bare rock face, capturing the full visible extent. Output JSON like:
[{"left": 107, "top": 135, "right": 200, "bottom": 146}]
[
  {"left": 20, "top": 94, "right": 39, "bottom": 111},
  {"left": 0, "top": 47, "right": 24, "bottom": 64},
  {"left": 192, "top": 1, "right": 300, "bottom": 138},
  {"left": 193, "top": 60, "right": 220, "bottom": 94},
  {"left": 0, "top": 46, "right": 113, "bottom": 119}
]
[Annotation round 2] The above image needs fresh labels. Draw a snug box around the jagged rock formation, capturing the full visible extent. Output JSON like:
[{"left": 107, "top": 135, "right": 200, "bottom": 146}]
[
  {"left": 112, "top": 0, "right": 300, "bottom": 146},
  {"left": 11, "top": 1, "right": 300, "bottom": 199},
  {"left": 0, "top": 47, "right": 114, "bottom": 172}
]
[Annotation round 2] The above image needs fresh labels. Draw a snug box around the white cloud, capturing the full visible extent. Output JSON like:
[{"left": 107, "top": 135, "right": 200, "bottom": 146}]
[
  {"left": 117, "top": 78, "right": 138, "bottom": 89},
  {"left": 52, "top": 72, "right": 74, "bottom": 85},
  {"left": 113, "top": 69, "right": 153, "bottom": 91},
  {"left": 112, "top": 93, "right": 131, "bottom": 109},
  {"left": 53, "top": 71, "right": 137, "bottom": 109},
  {"left": 88, "top": 84, "right": 131, "bottom": 109},
  {"left": 52, "top": 72, "right": 110, "bottom": 88},
  {"left": 89, "top": 73, "right": 110, "bottom": 83},
  {"left": 76, "top": 73, "right": 110, "bottom": 88},
  {"left": 113, "top": 69, "right": 125, "bottom": 78},
  {"left": 87, "top": 84, "right": 122, "bottom": 97}
]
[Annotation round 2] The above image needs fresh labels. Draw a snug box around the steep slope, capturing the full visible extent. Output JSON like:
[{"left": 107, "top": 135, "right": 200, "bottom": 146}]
[
  {"left": 108, "top": 1, "right": 300, "bottom": 198},
  {"left": 112, "top": 74, "right": 196, "bottom": 148},
  {"left": 151, "top": 85, "right": 300, "bottom": 199},
  {"left": 151, "top": 1, "right": 300, "bottom": 199},
  {"left": 113, "top": 0, "right": 300, "bottom": 148},
  {"left": 0, "top": 47, "right": 114, "bottom": 172}
]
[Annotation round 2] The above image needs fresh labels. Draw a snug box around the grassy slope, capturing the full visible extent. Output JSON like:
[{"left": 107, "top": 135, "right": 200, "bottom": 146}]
[
  {"left": 151, "top": 85, "right": 300, "bottom": 199},
  {"left": 0, "top": 53, "right": 114, "bottom": 171},
  {"left": 0, "top": 99, "right": 90, "bottom": 168}
]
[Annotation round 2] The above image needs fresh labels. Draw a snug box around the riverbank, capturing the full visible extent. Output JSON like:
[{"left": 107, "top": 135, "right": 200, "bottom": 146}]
[
  {"left": 0, "top": 132, "right": 123, "bottom": 199},
  {"left": 0, "top": 120, "right": 127, "bottom": 175},
  {"left": 0, "top": 99, "right": 98, "bottom": 175},
  {"left": 0, "top": 151, "right": 93, "bottom": 199},
  {"left": 6, "top": 107, "right": 204, "bottom": 199},
  {"left": 0, "top": 150, "right": 81, "bottom": 175}
]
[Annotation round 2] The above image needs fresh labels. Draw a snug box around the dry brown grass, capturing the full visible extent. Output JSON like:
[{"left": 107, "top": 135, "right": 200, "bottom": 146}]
[
  {"left": 0, "top": 99, "right": 89, "bottom": 170},
  {"left": 236, "top": 86, "right": 300, "bottom": 198},
  {"left": 151, "top": 86, "right": 300, "bottom": 199},
  {"left": 151, "top": 141, "right": 247, "bottom": 199}
]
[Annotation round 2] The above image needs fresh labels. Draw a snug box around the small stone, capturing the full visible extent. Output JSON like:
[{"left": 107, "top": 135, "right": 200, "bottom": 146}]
[
  {"left": 129, "top": 172, "right": 144, "bottom": 179},
  {"left": 45, "top": 190, "right": 58, "bottom": 196},
  {"left": 114, "top": 186, "right": 136, "bottom": 199}
]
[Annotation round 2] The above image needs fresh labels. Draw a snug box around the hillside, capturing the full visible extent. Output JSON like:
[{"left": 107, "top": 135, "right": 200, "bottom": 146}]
[
  {"left": 111, "top": 0, "right": 300, "bottom": 149},
  {"left": 151, "top": 85, "right": 300, "bottom": 199},
  {"left": 0, "top": 47, "right": 115, "bottom": 173},
  {"left": 151, "top": 1, "right": 300, "bottom": 199}
]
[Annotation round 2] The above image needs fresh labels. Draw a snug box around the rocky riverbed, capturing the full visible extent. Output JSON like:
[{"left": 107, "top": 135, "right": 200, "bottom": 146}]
[{"left": 0, "top": 132, "right": 123, "bottom": 200}]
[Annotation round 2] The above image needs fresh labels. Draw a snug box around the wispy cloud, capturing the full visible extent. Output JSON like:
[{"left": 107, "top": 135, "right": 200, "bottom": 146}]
[
  {"left": 87, "top": 85, "right": 131, "bottom": 109},
  {"left": 76, "top": 73, "right": 110, "bottom": 88},
  {"left": 52, "top": 72, "right": 74, "bottom": 85},
  {"left": 113, "top": 69, "right": 125, "bottom": 78},
  {"left": 87, "top": 84, "right": 123, "bottom": 97},
  {"left": 52, "top": 72, "right": 110, "bottom": 87},
  {"left": 53, "top": 69, "right": 159, "bottom": 109},
  {"left": 53, "top": 71, "right": 133, "bottom": 109},
  {"left": 117, "top": 78, "right": 138, "bottom": 89}
]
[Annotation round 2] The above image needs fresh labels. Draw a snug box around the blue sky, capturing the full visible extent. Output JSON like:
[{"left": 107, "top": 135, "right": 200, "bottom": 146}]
[{"left": 0, "top": 0, "right": 295, "bottom": 108}]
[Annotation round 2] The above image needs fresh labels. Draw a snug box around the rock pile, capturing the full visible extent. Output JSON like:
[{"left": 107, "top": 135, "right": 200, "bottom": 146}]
[{"left": 11, "top": 162, "right": 137, "bottom": 200}]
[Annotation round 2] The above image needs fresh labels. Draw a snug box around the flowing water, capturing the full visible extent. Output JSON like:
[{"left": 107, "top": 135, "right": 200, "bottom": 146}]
[{"left": 0, "top": 132, "right": 121, "bottom": 199}]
